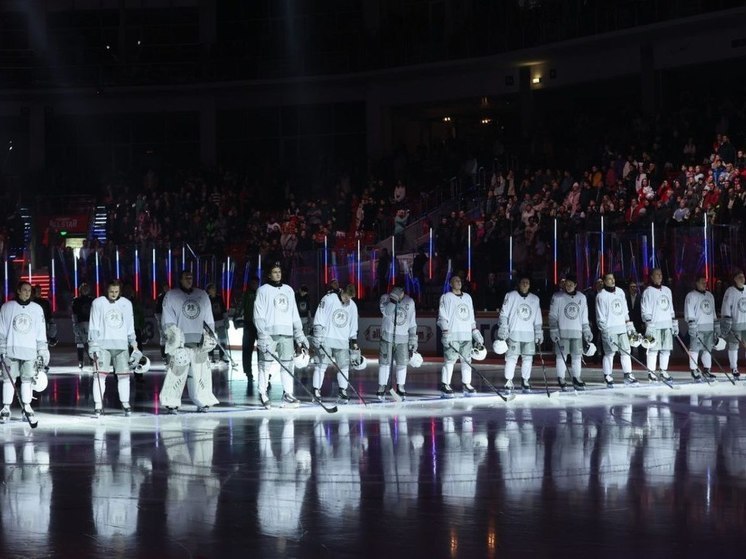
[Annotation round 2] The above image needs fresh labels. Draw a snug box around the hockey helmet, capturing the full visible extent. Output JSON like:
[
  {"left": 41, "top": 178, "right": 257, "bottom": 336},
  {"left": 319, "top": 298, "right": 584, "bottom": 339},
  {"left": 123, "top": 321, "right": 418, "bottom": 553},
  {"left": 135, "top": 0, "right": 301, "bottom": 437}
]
[
  {"left": 409, "top": 351, "right": 424, "bottom": 368},
  {"left": 350, "top": 349, "right": 368, "bottom": 371},
  {"left": 640, "top": 335, "right": 657, "bottom": 349},
  {"left": 293, "top": 347, "right": 310, "bottom": 369},
  {"left": 492, "top": 339, "right": 508, "bottom": 355},
  {"left": 32, "top": 370, "right": 48, "bottom": 392},
  {"left": 171, "top": 347, "right": 191, "bottom": 368},
  {"left": 628, "top": 332, "right": 642, "bottom": 348},
  {"left": 134, "top": 356, "right": 151, "bottom": 374},
  {"left": 583, "top": 342, "right": 597, "bottom": 357},
  {"left": 714, "top": 336, "right": 727, "bottom": 351},
  {"left": 472, "top": 343, "right": 487, "bottom": 361}
]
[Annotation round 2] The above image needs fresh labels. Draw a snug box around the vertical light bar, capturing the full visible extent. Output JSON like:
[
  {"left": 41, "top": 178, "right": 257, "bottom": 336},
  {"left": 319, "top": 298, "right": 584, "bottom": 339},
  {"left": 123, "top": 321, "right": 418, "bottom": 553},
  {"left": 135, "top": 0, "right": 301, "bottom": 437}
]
[
  {"left": 391, "top": 236, "right": 395, "bottom": 286},
  {"left": 553, "top": 218, "right": 558, "bottom": 285},
  {"left": 27, "top": 262, "right": 31, "bottom": 283},
  {"left": 324, "top": 236, "right": 328, "bottom": 284},
  {"left": 115, "top": 247, "right": 120, "bottom": 278},
  {"left": 51, "top": 258, "right": 56, "bottom": 312},
  {"left": 167, "top": 247, "right": 173, "bottom": 288},
  {"left": 196, "top": 258, "right": 201, "bottom": 288},
  {"left": 467, "top": 224, "right": 472, "bottom": 282},
  {"left": 651, "top": 222, "right": 656, "bottom": 270},
  {"left": 428, "top": 227, "right": 433, "bottom": 279},
  {"left": 3, "top": 260, "right": 8, "bottom": 301},
  {"left": 182, "top": 244, "right": 186, "bottom": 272},
  {"left": 152, "top": 247, "right": 157, "bottom": 300},
  {"left": 257, "top": 254, "right": 262, "bottom": 285},
  {"left": 134, "top": 247, "right": 140, "bottom": 295},
  {"left": 73, "top": 253, "right": 79, "bottom": 297},
  {"left": 227, "top": 256, "right": 232, "bottom": 308},
  {"left": 509, "top": 235, "right": 513, "bottom": 282},
  {"left": 704, "top": 212, "right": 709, "bottom": 287},
  {"left": 599, "top": 216, "right": 606, "bottom": 277},
  {"left": 95, "top": 251, "right": 100, "bottom": 297},
  {"left": 356, "top": 239, "right": 361, "bottom": 298}
]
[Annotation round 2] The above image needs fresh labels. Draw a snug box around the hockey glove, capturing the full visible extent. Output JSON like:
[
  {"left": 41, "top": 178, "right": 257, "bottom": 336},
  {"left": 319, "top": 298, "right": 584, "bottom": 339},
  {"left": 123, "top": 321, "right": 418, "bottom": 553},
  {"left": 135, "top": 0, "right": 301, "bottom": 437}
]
[
  {"left": 625, "top": 321, "right": 636, "bottom": 336},
  {"left": 441, "top": 331, "right": 451, "bottom": 348},
  {"left": 257, "top": 338, "right": 276, "bottom": 354},
  {"left": 550, "top": 329, "right": 560, "bottom": 343},
  {"left": 294, "top": 333, "right": 309, "bottom": 350},
  {"left": 535, "top": 329, "right": 544, "bottom": 346},
  {"left": 720, "top": 317, "right": 732, "bottom": 337},
  {"left": 408, "top": 335, "right": 418, "bottom": 353},
  {"left": 1, "top": 353, "right": 10, "bottom": 369},
  {"left": 389, "top": 287, "right": 405, "bottom": 303},
  {"left": 349, "top": 339, "right": 360, "bottom": 350},
  {"left": 497, "top": 325, "right": 508, "bottom": 341},
  {"left": 671, "top": 320, "right": 679, "bottom": 336},
  {"left": 645, "top": 323, "right": 655, "bottom": 338},
  {"left": 472, "top": 329, "right": 484, "bottom": 346},
  {"left": 129, "top": 349, "right": 144, "bottom": 367},
  {"left": 37, "top": 348, "right": 50, "bottom": 367}
]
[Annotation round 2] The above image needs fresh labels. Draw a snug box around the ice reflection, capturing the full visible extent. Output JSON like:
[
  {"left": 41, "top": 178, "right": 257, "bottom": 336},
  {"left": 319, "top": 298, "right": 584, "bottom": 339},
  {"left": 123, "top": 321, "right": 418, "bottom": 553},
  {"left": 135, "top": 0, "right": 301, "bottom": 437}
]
[
  {"left": 1, "top": 437, "right": 51, "bottom": 556},
  {"left": 497, "top": 409, "right": 544, "bottom": 501},
  {"left": 441, "top": 415, "right": 488, "bottom": 505},
  {"left": 380, "top": 416, "right": 424, "bottom": 510},
  {"left": 314, "top": 417, "right": 362, "bottom": 519},
  {"left": 551, "top": 408, "right": 595, "bottom": 492}
]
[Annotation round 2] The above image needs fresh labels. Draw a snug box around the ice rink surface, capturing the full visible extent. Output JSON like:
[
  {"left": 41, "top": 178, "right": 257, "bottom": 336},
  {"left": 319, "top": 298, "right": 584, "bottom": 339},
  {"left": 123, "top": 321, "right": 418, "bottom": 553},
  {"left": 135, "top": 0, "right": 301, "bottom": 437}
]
[{"left": 2, "top": 347, "right": 746, "bottom": 558}]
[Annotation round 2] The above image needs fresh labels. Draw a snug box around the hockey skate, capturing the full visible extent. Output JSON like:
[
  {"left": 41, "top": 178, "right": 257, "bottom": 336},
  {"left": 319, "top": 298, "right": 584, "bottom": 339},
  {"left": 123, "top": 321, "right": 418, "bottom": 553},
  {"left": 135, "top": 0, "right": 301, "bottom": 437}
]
[
  {"left": 258, "top": 392, "right": 271, "bottom": 410},
  {"left": 312, "top": 388, "right": 322, "bottom": 403},
  {"left": 647, "top": 371, "right": 658, "bottom": 382},
  {"left": 336, "top": 388, "right": 350, "bottom": 405},
  {"left": 439, "top": 383, "right": 455, "bottom": 399},
  {"left": 658, "top": 370, "right": 671, "bottom": 381},
  {"left": 94, "top": 407, "right": 103, "bottom": 418},
  {"left": 557, "top": 377, "right": 568, "bottom": 392},
  {"left": 463, "top": 383, "right": 476, "bottom": 396},
  {"left": 282, "top": 392, "right": 301, "bottom": 408},
  {"left": 702, "top": 368, "right": 716, "bottom": 380},
  {"left": 733, "top": 369, "right": 741, "bottom": 380},
  {"left": 604, "top": 374, "right": 614, "bottom": 388},
  {"left": 690, "top": 369, "right": 703, "bottom": 382},
  {"left": 624, "top": 373, "right": 639, "bottom": 385},
  {"left": 394, "top": 385, "right": 407, "bottom": 400},
  {"left": 504, "top": 379, "right": 514, "bottom": 393},
  {"left": 0, "top": 405, "right": 9, "bottom": 423},
  {"left": 376, "top": 385, "right": 387, "bottom": 402},
  {"left": 571, "top": 377, "right": 586, "bottom": 391},
  {"left": 122, "top": 404, "right": 132, "bottom": 417},
  {"left": 521, "top": 379, "right": 531, "bottom": 393}
]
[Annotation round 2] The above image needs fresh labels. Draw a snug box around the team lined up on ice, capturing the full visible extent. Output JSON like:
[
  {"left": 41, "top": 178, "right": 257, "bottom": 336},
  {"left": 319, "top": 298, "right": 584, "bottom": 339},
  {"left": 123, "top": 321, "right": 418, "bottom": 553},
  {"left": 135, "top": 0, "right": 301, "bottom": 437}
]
[{"left": 1, "top": 264, "right": 746, "bottom": 421}]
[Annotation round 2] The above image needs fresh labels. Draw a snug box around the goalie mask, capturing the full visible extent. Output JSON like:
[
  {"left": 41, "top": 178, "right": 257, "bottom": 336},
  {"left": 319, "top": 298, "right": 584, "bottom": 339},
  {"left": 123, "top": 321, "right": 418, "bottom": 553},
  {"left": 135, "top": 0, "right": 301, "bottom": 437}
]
[
  {"left": 492, "top": 339, "right": 508, "bottom": 355},
  {"left": 293, "top": 347, "right": 310, "bottom": 369},
  {"left": 409, "top": 351, "right": 424, "bottom": 368},
  {"left": 472, "top": 343, "right": 487, "bottom": 361},
  {"left": 32, "top": 370, "right": 49, "bottom": 392},
  {"left": 350, "top": 349, "right": 368, "bottom": 371}
]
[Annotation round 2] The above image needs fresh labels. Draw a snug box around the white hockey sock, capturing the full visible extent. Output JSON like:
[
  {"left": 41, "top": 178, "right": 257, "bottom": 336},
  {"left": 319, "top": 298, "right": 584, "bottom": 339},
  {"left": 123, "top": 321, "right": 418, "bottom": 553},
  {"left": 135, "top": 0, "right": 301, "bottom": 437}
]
[
  {"left": 461, "top": 362, "right": 473, "bottom": 385},
  {"left": 520, "top": 357, "right": 533, "bottom": 380},
  {"left": 257, "top": 365, "right": 269, "bottom": 394},
  {"left": 555, "top": 350, "right": 567, "bottom": 378},
  {"left": 378, "top": 363, "right": 391, "bottom": 386},
  {"left": 92, "top": 373, "right": 106, "bottom": 405},
  {"left": 504, "top": 356, "right": 518, "bottom": 380},
  {"left": 280, "top": 362, "right": 294, "bottom": 395},
  {"left": 2, "top": 381, "right": 14, "bottom": 406},
  {"left": 20, "top": 382, "right": 32, "bottom": 405},
  {"left": 728, "top": 349, "right": 738, "bottom": 370},
  {"left": 659, "top": 351, "right": 670, "bottom": 371},
  {"left": 337, "top": 368, "right": 349, "bottom": 390},
  {"left": 441, "top": 362, "right": 455, "bottom": 384},
  {"left": 620, "top": 354, "right": 632, "bottom": 374},
  {"left": 688, "top": 350, "right": 700, "bottom": 370},
  {"left": 313, "top": 365, "right": 325, "bottom": 390},
  {"left": 117, "top": 375, "right": 131, "bottom": 404},
  {"left": 571, "top": 355, "right": 582, "bottom": 379},
  {"left": 646, "top": 350, "right": 658, "bottom": 372},
  {"left": 602, "top": 354, "right": 614, "bottom": 377},
  {"left": 395, "top": 365, "right": 407, "bottom": 386},
  {"left": 701, "top": 351, "right": 711, "bottom": 368}
]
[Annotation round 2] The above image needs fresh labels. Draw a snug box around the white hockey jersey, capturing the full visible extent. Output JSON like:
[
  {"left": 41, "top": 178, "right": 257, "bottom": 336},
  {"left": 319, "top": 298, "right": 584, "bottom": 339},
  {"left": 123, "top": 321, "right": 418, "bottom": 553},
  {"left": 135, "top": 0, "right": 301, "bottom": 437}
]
[
  {"left": 684, "top": 289, "right": 717, "bottom": 332},
  {"left": 313, "top": 292, "right": 358, "bottom": 349},
  {"left": 549, "top": 291, "right": 590, "bottom": 340},
  {"left": 438, "top": 291, "right": 477, "bottom": 342},
  {"left": 721, "top": 286, "right": 746, "bottom": 331},
  {"left": 498, "top": 291, "right": 542, "bottom": 343},
  {"left": 641, "top": 285, "right": 675, "bottom": 329},
  {"left": 595, "top": 287, "right": 631, "bottom": 335},
  {"left": 253, "top": 282, "right": 303, "bottom": 339},
  {"left": 379, "top": 294, "right": 417, "bottom": 344},
  {"left": 161, "top": 287, "right": 214, "bottom": 346},
  {"left": 0, "top": 300, "right": 47, "bottom": 361},
  {"left": 88, "top": 296, "right": 136, "bottom": 350}
]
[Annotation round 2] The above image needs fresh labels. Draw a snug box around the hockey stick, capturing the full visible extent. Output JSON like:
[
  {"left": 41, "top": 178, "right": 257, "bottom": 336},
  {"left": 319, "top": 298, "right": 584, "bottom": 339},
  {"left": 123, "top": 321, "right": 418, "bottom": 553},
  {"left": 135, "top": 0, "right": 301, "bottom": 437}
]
[
  {"left": 674, "top": 333, "right": 713, "bottom": 386},
  {"left": 448, "top": 344, "right": 515, "bottom": 402},
  {"left": 203, "top": 321, "right": 238, "bottom": 370},
  {"left": 608, "top": 338, "right": 678, "bottom": 390},
  {"left": 537, "top": 346, "right": 553, "bottom": 398},
  {"left": 92, "top": 352, "right": 106, "bottom": 415},
  {"left": 697, "top": 335, "right": 736, "bottom": 385},
  {"left": 267, "top": 350, "right": 337, "bottom": 413},
  {"left": 555, "top": 342, "right": 578, "bottom": 392},
  {"left": 0, "top": 358, "right": 38, "bottom": 428},
  {"left": 318, "top": 345, "right": 368, "bottom": 406},
  {"left": 732, "top": 330, "right": 746, "bottom": 350}
]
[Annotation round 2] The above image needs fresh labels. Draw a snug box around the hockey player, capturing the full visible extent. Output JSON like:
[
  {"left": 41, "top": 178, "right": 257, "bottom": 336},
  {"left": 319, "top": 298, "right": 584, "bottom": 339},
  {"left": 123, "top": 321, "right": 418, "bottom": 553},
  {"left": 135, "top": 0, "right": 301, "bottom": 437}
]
[
  {"left": 684, "top": 274, "right": 719, "bottom": 381},
  {"left": 720, "top": 269, "right": 746, "bottom": 379},
  {"left": 377, "top": 284, "right": 417, "bottom": 400},
  {"left": 548, "top": 274, "right": 592, "bottom": 391},
  {"left": 497, "top": 273, "right": 543, "bottom": 393},
  {"left": 159, "top": 270, "right": 219, "bottom": 413},
  {"left": 206, "top": 283, "right": 229, "bottom": 364},
  {"left": 437, "top": 275, "right": 483, "bottom": 397},
  {"left": 640, "top": 268, "right": 677, "bottom": 382},
  {"left": 310, "top": 284, "right": 359, "bottom": 403},
  {"left": 596, "top": 273, "right": 638, "bottom": 387},
  {"left": 253, "top": 262, "right": 309, "bottom": 408},
  {"left": 0, "top": 281, "right": 49, "bottom": 422},
  {"left": 71, "top": 282, "right": 94, "bottom": 369},
  {"left": 87, "top": 279, "right": 139, "bottom": 416}
]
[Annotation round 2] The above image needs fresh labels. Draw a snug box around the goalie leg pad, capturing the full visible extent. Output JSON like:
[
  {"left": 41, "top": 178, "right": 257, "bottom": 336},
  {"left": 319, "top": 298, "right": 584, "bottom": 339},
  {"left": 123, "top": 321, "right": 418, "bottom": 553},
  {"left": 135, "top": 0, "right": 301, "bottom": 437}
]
[
  {"left": 186, "top": 356, "right": 219, "bottom": 408},
  {"left": 159, "top": 368, "right": 189, "bottom": 408}
]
